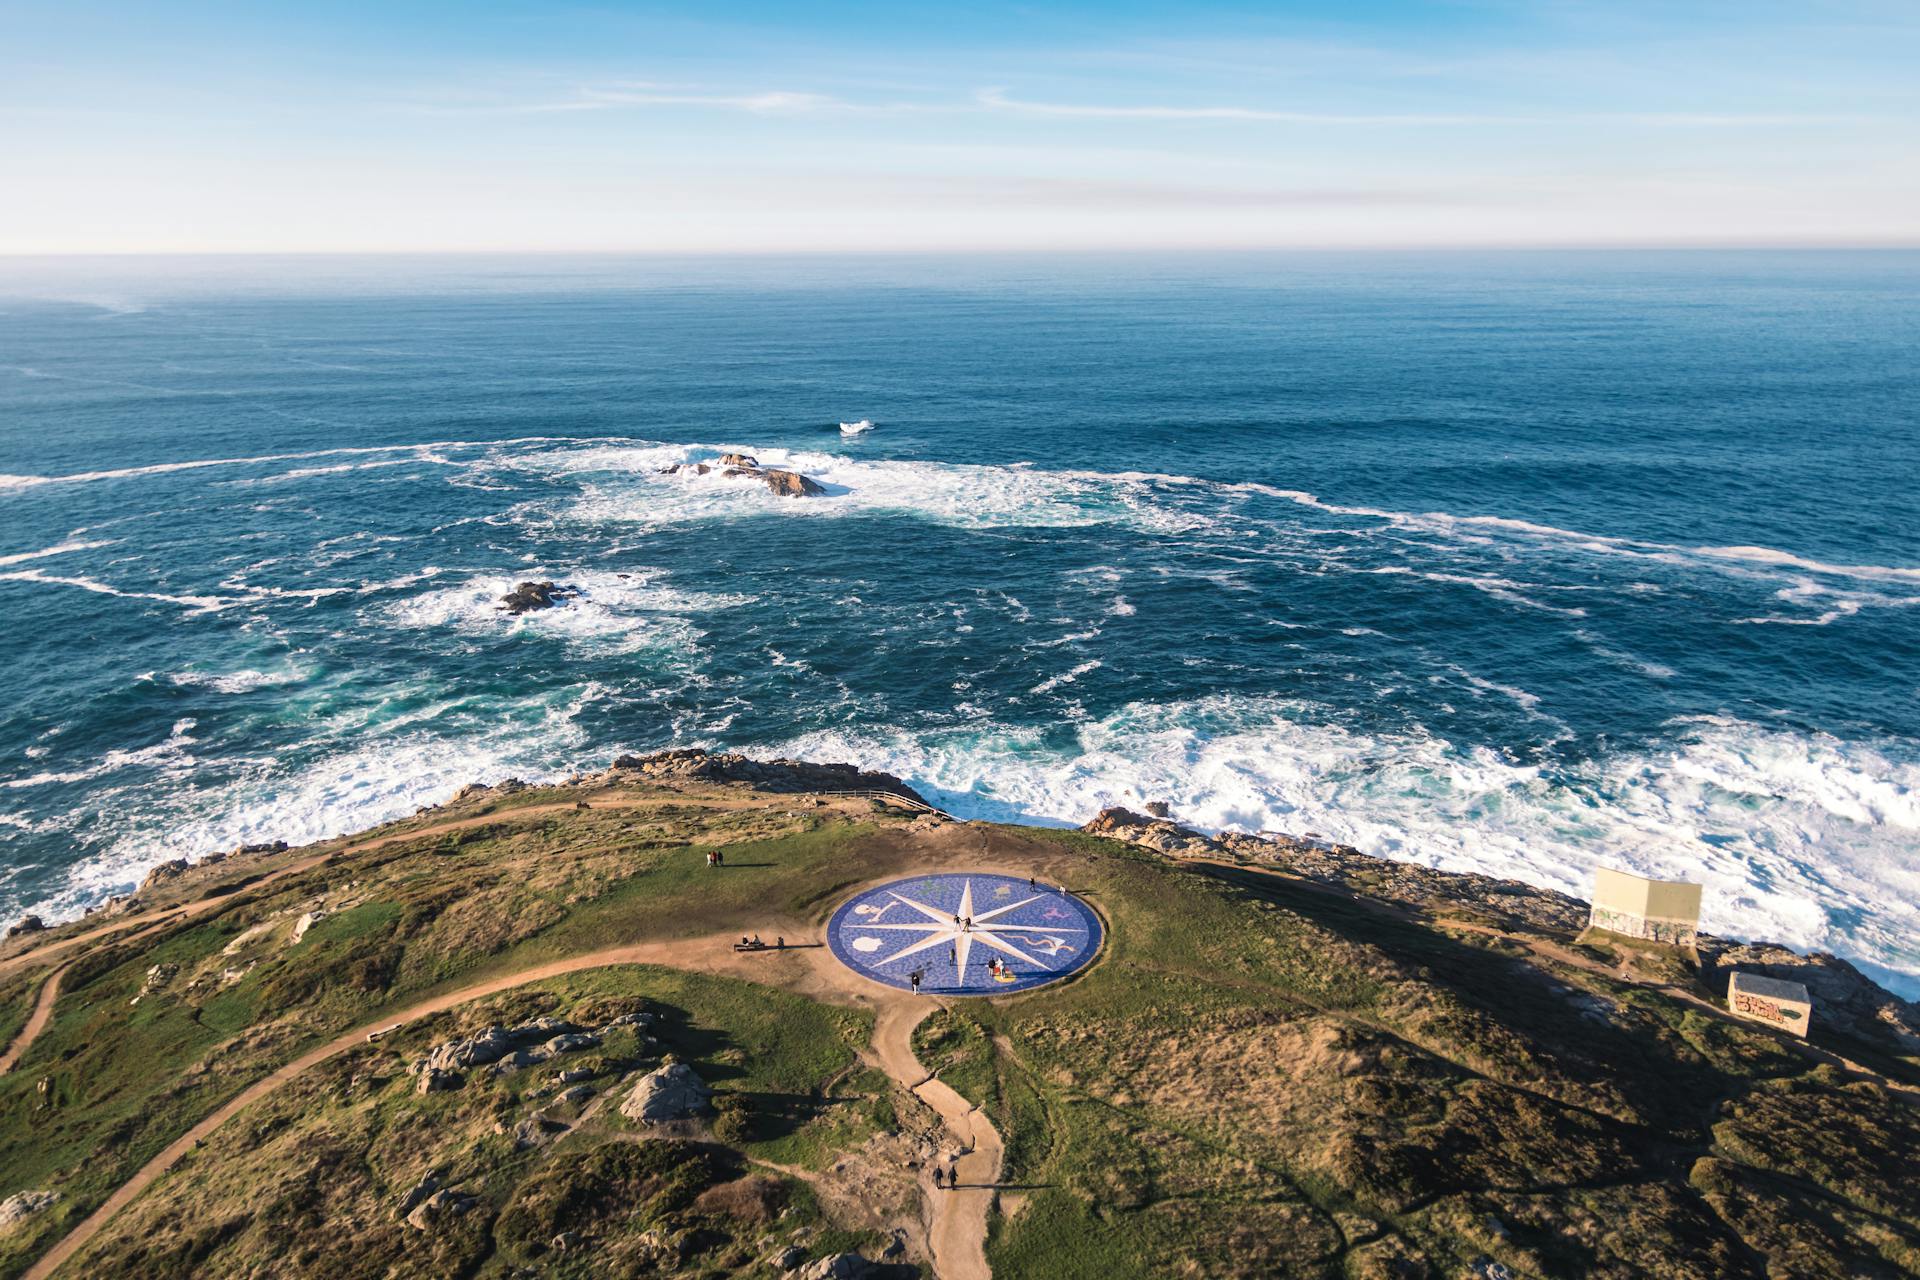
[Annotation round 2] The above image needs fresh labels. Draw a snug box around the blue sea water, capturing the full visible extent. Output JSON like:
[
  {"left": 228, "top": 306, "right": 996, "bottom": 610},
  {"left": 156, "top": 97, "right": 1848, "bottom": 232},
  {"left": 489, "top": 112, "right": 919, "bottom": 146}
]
[{"left": 1, "top": 251, "right": 1916, "bottom": 993}]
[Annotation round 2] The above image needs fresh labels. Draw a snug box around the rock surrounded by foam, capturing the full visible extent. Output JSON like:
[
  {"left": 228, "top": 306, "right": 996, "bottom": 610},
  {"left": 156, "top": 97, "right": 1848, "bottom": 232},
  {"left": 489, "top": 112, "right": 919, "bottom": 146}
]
[
  {"left": 498, "top": 580, "right": 573, "bottom": 615},
  {"left": 658, "top": 456, "right": 825, "bottom": 498}
]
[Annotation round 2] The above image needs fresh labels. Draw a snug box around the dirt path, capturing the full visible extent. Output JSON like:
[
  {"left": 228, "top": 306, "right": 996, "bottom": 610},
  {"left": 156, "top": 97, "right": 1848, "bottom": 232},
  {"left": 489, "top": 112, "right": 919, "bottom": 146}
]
[
  {"left": 23, "top": 925, "right": 1003, "bottom": 1280},
  {"left": 871, "top": 1001, "right": 1003, "bottom": 1280},
  {"left": 0, "top": 967, "right": 65, "bottom": 1076}
]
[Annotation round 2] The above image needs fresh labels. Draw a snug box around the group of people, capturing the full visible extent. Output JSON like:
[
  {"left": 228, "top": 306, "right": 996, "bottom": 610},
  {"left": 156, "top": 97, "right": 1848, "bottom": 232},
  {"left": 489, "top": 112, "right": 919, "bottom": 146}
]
[
  {"left": 704, "top": 848, "right": 727, "bottom": 868},
  {"left": 736, "top": 934, "right": 783, "bottom": 951}
]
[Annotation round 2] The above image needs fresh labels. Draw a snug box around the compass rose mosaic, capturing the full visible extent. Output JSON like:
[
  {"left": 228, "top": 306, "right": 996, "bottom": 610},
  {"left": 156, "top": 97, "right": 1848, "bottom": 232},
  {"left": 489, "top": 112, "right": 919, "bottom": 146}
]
[{"left": 827, "top": 873, "right": 1104, "bottom": 995}]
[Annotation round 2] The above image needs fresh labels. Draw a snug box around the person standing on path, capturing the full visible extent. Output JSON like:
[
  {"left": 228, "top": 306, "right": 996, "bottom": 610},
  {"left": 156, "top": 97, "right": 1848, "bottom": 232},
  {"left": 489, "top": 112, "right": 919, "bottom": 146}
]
[{"left": 910, "top": 969, "right": 923, "bottom": 994}]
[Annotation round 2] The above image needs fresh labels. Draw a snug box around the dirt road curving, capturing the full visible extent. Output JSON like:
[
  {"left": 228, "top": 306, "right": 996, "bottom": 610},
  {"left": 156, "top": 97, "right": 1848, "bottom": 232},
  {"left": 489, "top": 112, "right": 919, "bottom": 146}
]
[{"left": 23, "top": 927, "right": 1003, "bottom": 1280}]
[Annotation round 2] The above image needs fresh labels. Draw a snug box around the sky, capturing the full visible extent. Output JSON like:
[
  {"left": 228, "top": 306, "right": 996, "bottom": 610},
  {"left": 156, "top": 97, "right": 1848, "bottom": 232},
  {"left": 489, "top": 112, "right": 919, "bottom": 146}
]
[{"left": 2, "top": 1, "right": 1917, "bottom": 253}]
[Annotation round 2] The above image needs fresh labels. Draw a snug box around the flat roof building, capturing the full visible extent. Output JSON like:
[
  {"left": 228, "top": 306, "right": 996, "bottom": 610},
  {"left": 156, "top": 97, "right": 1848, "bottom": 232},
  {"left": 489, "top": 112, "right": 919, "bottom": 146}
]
[
  {"left": 1588, "top": 868, "right": 1702, "bottom": 947},
  {"left": 1727, "top": 971, "right": 1812, "bottom": 1038}
]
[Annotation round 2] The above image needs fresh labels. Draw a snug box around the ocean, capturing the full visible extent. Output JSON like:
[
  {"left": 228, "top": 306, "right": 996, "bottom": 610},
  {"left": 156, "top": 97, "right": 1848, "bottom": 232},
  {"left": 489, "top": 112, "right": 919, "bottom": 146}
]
[{"left": 1, "top": 251, "right": 1915, "bottom": 994}]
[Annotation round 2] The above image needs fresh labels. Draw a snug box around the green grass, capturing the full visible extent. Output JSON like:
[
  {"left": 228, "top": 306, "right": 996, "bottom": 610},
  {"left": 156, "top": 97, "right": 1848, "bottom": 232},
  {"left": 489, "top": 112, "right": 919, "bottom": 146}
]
[{"left": 61, "top": 964, "right": 885, "bottom": 1278}]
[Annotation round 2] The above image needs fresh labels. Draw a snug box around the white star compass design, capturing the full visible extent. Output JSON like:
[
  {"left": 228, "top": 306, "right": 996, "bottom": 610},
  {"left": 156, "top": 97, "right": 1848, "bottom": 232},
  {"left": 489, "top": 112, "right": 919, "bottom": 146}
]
[{"left": 829, "top": 872, "right": 1103, "bottom": 995}]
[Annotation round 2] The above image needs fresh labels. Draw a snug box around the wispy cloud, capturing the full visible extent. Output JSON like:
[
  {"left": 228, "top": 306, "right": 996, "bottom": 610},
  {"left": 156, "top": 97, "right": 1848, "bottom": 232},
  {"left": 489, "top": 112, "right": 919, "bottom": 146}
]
[
  {"left": 975, "top": 87, "right": 1510, "bottom": 125},
  {"left": 415, "top": 82, "right": 844, "bottom": 116},
  {"left": 975, "top": 87, "right": 1880, "bottom": 128}
]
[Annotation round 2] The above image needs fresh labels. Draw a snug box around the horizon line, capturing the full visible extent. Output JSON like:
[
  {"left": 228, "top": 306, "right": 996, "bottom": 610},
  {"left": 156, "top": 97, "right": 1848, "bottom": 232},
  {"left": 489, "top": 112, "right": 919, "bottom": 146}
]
[{"left": 4, "top": 239, "right": 1920, "bottom": 261}]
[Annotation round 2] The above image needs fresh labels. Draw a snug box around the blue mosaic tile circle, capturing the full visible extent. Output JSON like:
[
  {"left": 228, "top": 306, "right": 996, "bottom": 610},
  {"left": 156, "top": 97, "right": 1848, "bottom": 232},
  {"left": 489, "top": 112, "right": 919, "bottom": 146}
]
[{"left": 828, "top": 872, "right": 1103, "bottom": 995}]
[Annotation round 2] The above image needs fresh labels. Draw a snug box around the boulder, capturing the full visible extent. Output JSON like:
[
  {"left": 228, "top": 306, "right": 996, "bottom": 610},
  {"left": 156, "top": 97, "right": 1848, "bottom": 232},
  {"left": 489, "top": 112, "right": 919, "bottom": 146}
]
[
  {"left": 138, "top": 859, "right": 191, "bottom": 892},
  {"left": 5, "top": 915, "right": 46, "bottom": 939},
  {"left": 488, "top": 1047, "right": 549, "bottom": 1077},
  {"left": 418, "top": 1027, "right": 516, "bottom": 1074},
  {"left": 620, "top": 1062, "right": 711, "bottom": 1123},
  {"left": 508, "top": 1015, "right": 578, "bottom": 1041},
  {"left": 557, "top": 1084, "right": 595, "bottom": 1106},
  {"left": 1143, "top": 800, "right": 1171, "bottom": 818},
  {"left": 291, "top": 910, "right": 326, "bottom": 943},
  {"left": 396, "top": 1171, "right": 442, "bottom": 1218},
  {"left": 417, "top": 1068, "right": 463, "bottom": 1094},
  {"left": 510, "top": 1113, "right": 569, "bottom": 1149},
  {"left": 0, "top": 1190, "right": 56, "bottom": 1229},
  {"left": 800, "top": 1254, "right": 875, "bottom": 1280},
  {"left": 405, "top": 1187, "right": 476, "bottom": 1231},
  {"left": 543, "top": 1032, "right": 600, "bottom": 1055},
  {"left": 719, "top": 452, "right": 759, "bottom": 467},
  {"left": 758, "top": 468, "right": 826, "bottom": 498},
  {"left": 498, "top": 580, "right": 572, "bottom": 615}
]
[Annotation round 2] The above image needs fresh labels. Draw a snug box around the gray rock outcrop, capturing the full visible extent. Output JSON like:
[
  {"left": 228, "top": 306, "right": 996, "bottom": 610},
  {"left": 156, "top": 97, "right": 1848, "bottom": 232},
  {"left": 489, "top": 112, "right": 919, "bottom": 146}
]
[
  {"left": 5, "top": 915, "right": 46, "bottom": 939},
  {"left": 606, "top": 748, "right": 924, "bottom": 803},
  {"left": 800, "top": 1254, "right": 875, "bottom": 1280},
  {"left": 0, "top": 1190, "right": 57, "bottom": 1228},
  {"left": 620, "top": 1061, "right": 711, "bottom": 1123},
  {"left": 405, "top": 1187, "right": 476, "bottom": 1231}
]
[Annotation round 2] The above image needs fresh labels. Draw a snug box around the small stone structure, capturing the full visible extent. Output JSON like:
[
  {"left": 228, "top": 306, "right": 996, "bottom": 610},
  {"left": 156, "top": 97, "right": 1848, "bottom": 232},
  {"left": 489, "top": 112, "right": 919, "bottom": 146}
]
[
  {"left": 1587, "top": 868, "right": 1702, "bottom": 947},
  {"left": 1727, "top": 971, "right": 1813, "bottom": 1038}
]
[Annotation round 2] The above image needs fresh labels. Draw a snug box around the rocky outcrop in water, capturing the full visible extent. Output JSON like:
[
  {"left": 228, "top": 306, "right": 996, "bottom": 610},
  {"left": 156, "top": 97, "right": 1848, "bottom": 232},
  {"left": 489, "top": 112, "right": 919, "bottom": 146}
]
[
  {"left": 659, "top": 457, "right": 827, "bottom": 498},
  {"left": 604, "top": 748, "right": 923, "bottom": 802},
  {"left": 499, "top": 581, "right": 573, "bottom": 615}
]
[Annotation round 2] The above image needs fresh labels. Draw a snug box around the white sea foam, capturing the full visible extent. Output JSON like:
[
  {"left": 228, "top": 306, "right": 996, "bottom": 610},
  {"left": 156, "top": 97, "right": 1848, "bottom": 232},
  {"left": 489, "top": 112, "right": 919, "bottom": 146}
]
[
  {"left": 0, "top": 569, "right": 228, "bottom": 612},
  {"left": 519, "top": 442, "right": 1192, "bottom": 533},
  {"left": 387, "top": 569, "right": 749, "bottom": 653},
  {"left": 0, "top": 538, "right": 116, "bottom": 567},
  {"left": 3, "top": 718, "right": 198, "bottom": 791},
  {"left": 1229, "top": 481, "right": 1920, "bottom": 590},
  {"left": 0, "top": 435, "right": 634, "bottom": 491},
  {"left": 1030, "top": 660, "right": 1102, "bottom": 695},
  {"left": 168, "top": 665, "right": 311, "bottom": 694},
  {"left": 776, "top": 701, "right": 1920, "bottom": 995},
  {"left": 839, "top": 418, "right": 875, "bottom": 435}
]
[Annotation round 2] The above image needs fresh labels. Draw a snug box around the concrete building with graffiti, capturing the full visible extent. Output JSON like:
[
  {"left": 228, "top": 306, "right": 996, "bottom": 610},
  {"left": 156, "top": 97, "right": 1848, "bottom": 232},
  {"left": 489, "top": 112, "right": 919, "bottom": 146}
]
[
  {"left": 1727, "top": 971, "right": 1813, "bottom": 1038},
  {"left": 1587, "top": 868, "right": 1703, "bottom": 947}
]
